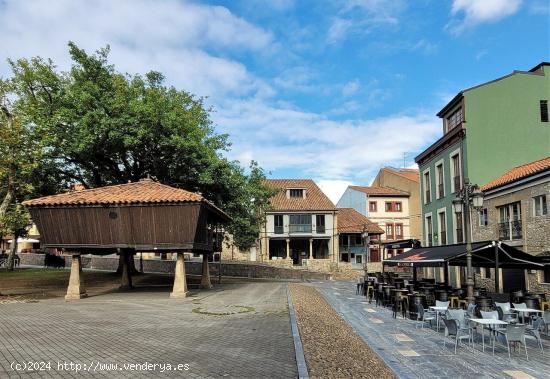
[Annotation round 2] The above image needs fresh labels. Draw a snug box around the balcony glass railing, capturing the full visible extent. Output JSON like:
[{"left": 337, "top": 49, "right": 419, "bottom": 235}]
[
  {"left": 289, "top": 224, "right": 312, "bottom": 233},
  {"left": 274, "top": 225, "right": 284, "bottom": 234},
  {"left": 316, "top": 225, "right": 325, "bottom": 233}
]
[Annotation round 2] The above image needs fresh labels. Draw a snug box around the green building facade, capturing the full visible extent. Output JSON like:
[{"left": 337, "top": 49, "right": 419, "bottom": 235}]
[{"left": 415, "top": 62, "right": 550, "bottom": 254}]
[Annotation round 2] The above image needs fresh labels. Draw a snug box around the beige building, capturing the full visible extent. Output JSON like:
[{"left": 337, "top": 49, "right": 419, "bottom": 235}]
[
  {"left": 473, "top": 157, "right": 550, "bottom": 294},
  {"left": 371, "top": 167, "right": 421, "bottom": 241},
  {"left": 337, "top": 185, "right": 411, "bottom": 260},
  {"left": 260, "top": 179, "right": 338, "bottom": 267}
]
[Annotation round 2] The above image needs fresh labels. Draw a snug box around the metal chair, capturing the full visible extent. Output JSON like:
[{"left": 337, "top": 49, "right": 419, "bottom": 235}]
[
  {"left": 436, "top": 300, "right": 450, "bottom": 308},
  {"left": 512, "top": 302, "right": 528, "bottom": 323},
  {"left": 495, "top": 324, "right": 529, "bottom": 360},
  {"left": 542, "top": 310, "right": 550, "bottom": 335},
  {"left": 415, "top": 303, "right": 436, "bottom": 329},
  {"left": 443, "top": 317, "right": 472, "bottom": 354},
  {"left": 525, "top": 316, "right": 545, "bottom": 354},
  {"left": 496, "top": 304, "right": 519, "bottom": 323}
]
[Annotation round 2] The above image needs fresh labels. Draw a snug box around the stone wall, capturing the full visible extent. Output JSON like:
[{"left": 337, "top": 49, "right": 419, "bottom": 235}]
[
  {"left": 18, "top": 253, "right": 330, "bottom": 281},
  {"left": 527, "top": 271, "right": 550, "bottom": 297}
]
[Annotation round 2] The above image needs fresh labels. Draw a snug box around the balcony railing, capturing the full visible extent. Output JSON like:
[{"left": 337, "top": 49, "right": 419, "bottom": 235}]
[
  {"left": 316, "top": 225, "right": 325, "bottom": 233},
  {"left": 425, "top": 190, "right": 431, "bottom": 203},
  {"left": 438, "top": 183, "right": 444, "bottom": 198},
  {"left": 289, "top": 224, "right": 312, "bottom": 233},
  {"left": 499, "top": 220, "right": 522, "bottom": 240},
  {"left": 274, "top": 225, "right": 284, "bottom": 234},
  {"left": 454, "top": 176, "right": 461, "bottom": 193}
]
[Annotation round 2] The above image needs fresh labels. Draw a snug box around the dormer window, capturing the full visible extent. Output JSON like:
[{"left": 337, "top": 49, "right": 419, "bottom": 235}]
[
  {"left": 446, "top": 107, "right": 463, "bottom": 132},
  {"left": 289, "top": 189, "right": 304, "bottom": 198}
]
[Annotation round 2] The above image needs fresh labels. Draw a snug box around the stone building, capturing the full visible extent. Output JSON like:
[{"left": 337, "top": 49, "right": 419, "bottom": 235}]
[{"left": 473, "top": 156, "right": 550, "bottom": 294}]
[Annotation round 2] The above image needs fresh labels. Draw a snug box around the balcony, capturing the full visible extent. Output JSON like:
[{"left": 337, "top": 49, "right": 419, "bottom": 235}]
[
  {"left": 425, "top": 190, "right": 431, "bottom": 203},
  {"left": 499, "top": 220, "right": 522, "bottom": 241},
  {"left": 316, "top": 225, "right": 326, "bottom": 234},
  {"left": 454, "top": 176, "right": 461, "bottom": 193},
  {"left": 440, "top": 231, "right": 447, "bottom": 245},
  {"left": 289, "top": 224, "right": 312, "bottom": 234},
  {"left": 438, "top": 184, "right": 444, "bottom": 199},
  {"left": 427, "top": 234, "right": 433, "bottom": 247},
  {"left": 274, "top": 225, "right": 284, "bottom": 234}
]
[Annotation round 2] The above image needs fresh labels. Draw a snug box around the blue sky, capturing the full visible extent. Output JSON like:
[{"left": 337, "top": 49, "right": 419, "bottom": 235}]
[{"left": 0, "top": 0, "right": 548, "bottom": 201}]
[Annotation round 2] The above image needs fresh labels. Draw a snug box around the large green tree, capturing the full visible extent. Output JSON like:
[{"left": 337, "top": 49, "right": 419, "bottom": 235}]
[{"left": 6, "top": 42, "right": 273, "bottom": 250}]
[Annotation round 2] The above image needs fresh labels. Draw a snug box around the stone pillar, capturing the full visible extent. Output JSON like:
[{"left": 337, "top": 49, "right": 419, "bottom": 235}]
[
  {"left": 200, "top": 253, "right": 213, "bottom": 289},
  {"left": 309, "top": 238, "right": 313, "bottom": 259},
  {"left": 65, "top": 254, "right": 87, "bottom": 300},
  {"left": 286, "top": 239, "right": 290, "bottom": 259},
  {"left": 120, "top": 250, "right": 133, "bottom": 290},
  {"left": 170, "top": 252, "right": 188, "bottom": 298}
]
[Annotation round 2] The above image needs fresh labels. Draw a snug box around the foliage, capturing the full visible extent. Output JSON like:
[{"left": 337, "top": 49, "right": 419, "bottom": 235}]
[{"left": 6, "top": 42, "right": 273, "bottom": 250}]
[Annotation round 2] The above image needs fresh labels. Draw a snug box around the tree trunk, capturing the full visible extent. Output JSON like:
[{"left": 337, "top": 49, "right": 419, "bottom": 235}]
[
  {"left": 7, "top": 230, "right": 19, "bottom": 271},
  {"left": 0, "top": 187, "right": 13, "bottom": 219}
]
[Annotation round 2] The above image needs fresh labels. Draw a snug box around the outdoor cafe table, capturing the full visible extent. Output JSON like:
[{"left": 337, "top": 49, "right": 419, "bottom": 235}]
[
  {"left": 511, "top": 308, "right": 543, "bottom": 324},
  {"left": 469, "top": 318, "right": 508, "bottom": 352},
  {"left": 429, "top": 305, "right": 448, "bottom": 330}
]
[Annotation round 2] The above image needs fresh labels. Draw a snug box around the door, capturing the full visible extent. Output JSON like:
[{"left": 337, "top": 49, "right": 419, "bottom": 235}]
[{"left": 502, "top": 268, "right": 525, "bottom": 293}]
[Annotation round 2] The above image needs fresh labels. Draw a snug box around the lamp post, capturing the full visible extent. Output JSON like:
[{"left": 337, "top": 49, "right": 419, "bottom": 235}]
[
  {"left": 452, "top": 178, "right": 484, "bottom": 304},
  {"left": 362, "top": 225, "right": 370, "bottom": 274}
]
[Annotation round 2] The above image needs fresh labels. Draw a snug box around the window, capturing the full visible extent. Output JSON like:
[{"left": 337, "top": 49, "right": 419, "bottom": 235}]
[
  {"left": 274, "top": 215, "right": 284, "bottom": 234},
  {"left": 533, "top": 195, "right": 548, "bottom": 216},
  {"left": 424, "top": 171, "right": 431, "bottom": 204},
  {"left": 438, "top": 212, "right": 446, "bottom": 245},
  {"left": 451, "top": 154, "right": 461, "bottom": 193},
  {"left": 289, "top": 214, "right": 312, "bottom": 233},
  {"left": 386, "top": 224, "right": 394, "bottom": 239},
  {"left": 541, "top": 100, "right": 548, "bottom": 122},
  {"left": 479, "top": 208, "right": 488, "bottom": 226},
  {"left": 387, "top": 249, "right": 394, "bottom": 258},
  {"left": 369, "top": 248, "right": 380, "bottom": 262},
  {"left": 436, "top": 163, "right": 445, "bottom": 199},
  {"left": 455, "top": 212, "right": 463, "bottom": 243},
  {"left": 369, "top": 201, "right": 377, "bottom": 212},
  {"left": 355, "top": 234, "right": 363, "bottom": 245},
  {"left": 356, "top": 255, "right": 362, "bottom": 264},
  {"left": 498, "top": 202, "right": 522, "bottom": 240},
  {"left": 395, "top": 223, "right": 403, "bottom": 239},
  {"left": 316, "top": 215, "right": 326, "bottom": 233},
  {"left": 289, "top": 189, "right": 304, "bottom": 198},
  {"left": 446, "top": 107, "right": 463, "bottom": 131},
  {"left": 545, "top": 266, "right": 550, "bottom": 284},
  {"left": 426, "top": 216, "right": 433, "bottom": 247},
  {"left": 385, "top": 202, "right": 402, "bottom": 212}
]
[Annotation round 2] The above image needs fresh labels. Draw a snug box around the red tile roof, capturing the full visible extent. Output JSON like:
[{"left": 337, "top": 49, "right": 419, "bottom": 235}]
[
  {"left": 264, "top": 179, "right": 336, "bottom": 211},
  {"left": 350, "top": 186, "right": 410, "bottom": 197},
  {"left": 23, "top": 179, "right": 214, "bottom": 208},
  {"left": 481, "top": 156, "right": 550, "bottom": 191},
  {"left": 337, "top": 208, "right": 384, "bottom": 234}
]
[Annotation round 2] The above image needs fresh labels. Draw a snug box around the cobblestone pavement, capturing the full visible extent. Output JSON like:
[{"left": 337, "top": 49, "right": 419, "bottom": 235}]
[
  {"left": 312, "top": 280, "right": 550, "bottom": 379},
  {"left": 0, "top": 281, "right": 297, "bottom": 378}
]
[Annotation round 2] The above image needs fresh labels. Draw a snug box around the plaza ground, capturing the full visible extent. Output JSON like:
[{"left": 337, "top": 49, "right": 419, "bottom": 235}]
[{"left": 0, "top": 273, "right": 297, "bottom": 378}]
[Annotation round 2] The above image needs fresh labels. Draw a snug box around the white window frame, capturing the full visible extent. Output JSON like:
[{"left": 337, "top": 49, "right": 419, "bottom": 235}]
[
  {"left": 450, "top": 148, "right": 461, "bottom": 194},
  {"left": 422, "top": 167, "right": 432, "bottom": 205},
  {"left": 478, "top": 208, "right": 488, "bottom": 226},
  {"left": 437, "top": 207, "right": 447, "bottom": 246},
  {"left": 435, "top": 158, "right": 445, "bottom": 199},
  {"left": 452, "top": 204, "right": 465, "bottom": 244},
  {"left": 424, "top": 212, "right": 433, "bottom": 247},
  {"left": 533, "top": 194, "right": 548, "bottom": 216}
]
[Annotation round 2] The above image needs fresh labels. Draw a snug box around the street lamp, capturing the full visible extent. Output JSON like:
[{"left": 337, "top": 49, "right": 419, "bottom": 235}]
[
  {"left": 362, "top": 225, "right": 370, "bottom": 274},
  {"left": 453, "top": 178, "right": 484, "bottom": 304}
]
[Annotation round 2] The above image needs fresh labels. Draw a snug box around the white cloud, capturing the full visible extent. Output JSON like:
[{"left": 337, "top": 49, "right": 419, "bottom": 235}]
[
  {"left": 214, "top": 98, "right": 440, "bottom": 183},
  {"left": 447, "top": 0, "right": 522, "bottom": 34},
  {"left": 317, "top": 180, "right": 354, "bottom": 204},
  {"left": 342, "top": 79, "right": 360, "bottom": 96},
  {"left": 0, "top": 0, "right": 274, "bottom": 98}
]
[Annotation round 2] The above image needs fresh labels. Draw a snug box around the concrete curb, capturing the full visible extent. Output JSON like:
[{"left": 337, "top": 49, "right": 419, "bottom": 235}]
[{"left": 287, "top": 285, "right": 309, "bottom": 379}]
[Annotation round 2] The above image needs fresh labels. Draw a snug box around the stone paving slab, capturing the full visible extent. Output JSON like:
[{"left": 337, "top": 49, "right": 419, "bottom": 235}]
[
  {"left": 0, "top": 281, "right": 297, "bottom": 378},
  {"left": 312, "top": 280, "right": 550, "bottom": 379}
]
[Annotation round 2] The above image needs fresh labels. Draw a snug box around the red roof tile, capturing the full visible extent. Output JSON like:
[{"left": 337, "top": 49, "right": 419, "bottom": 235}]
[
  {"left": 264, "top": 179, "right": 336, "bottom": 211},
  {"left": 337, "top": 208, "right": 384, "bottom": 234},
  {"left": 350, "top": 186, "right": 410, "bottom": 197},
  {"left": 481, "top": 156, "right": 550, "bottom": 191},
  {"left": 23, "top": 179, "right": 207, "bottom": 207}
]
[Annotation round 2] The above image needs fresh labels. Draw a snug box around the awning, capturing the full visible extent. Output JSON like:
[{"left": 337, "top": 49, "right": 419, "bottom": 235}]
[
  {"left": 7, "top": 238, "right": 40, "bottom": 244},
  {"left": 382, "top": 239, "right": 421, "bottom": 249},
  {"left": 383, "top": 241, "right": 545, "bottom": 269}
]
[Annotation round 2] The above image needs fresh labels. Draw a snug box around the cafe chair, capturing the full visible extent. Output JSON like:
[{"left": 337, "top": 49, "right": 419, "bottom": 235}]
[
  {"left": 415, "top": 304, "right": 436, "bottom": 329},
  {"left": 525, "top": 316, "right": 545, "bottom": 354},
  {"left": 495, "top": 324, "right": 529, "bottom": 360},
  {"left": 443, "top": 317, "right": 472, "bottom": 354}
]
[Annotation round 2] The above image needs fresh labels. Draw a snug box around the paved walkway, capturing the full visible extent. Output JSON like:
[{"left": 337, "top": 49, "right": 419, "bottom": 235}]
[
  {"left": 0, "top": 281, "right": 297, "bottom": 378},
  {"left": 312, "top": 280, "right": 550, "bottom": 379}
]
